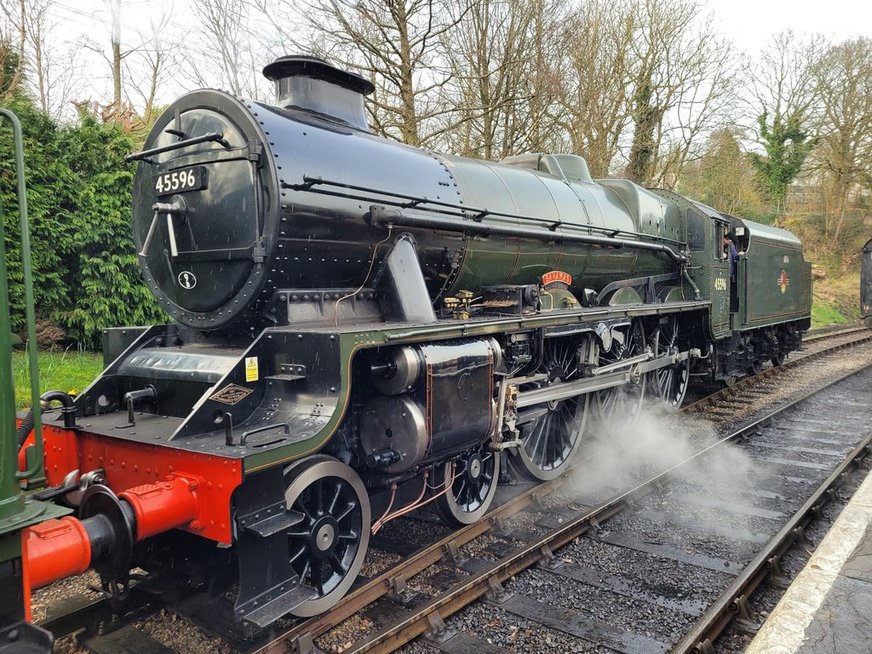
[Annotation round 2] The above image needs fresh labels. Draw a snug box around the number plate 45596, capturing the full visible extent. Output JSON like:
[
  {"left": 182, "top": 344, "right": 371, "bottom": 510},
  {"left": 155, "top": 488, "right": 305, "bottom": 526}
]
[{"left": 153, "top": 166, "right": 207, "bottom": 196}]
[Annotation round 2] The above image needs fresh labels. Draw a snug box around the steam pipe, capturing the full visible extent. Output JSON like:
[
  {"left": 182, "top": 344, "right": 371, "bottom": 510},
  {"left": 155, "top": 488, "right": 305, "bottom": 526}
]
[
  {"left": 40, "top": 390, "right": 78, "bottom": 429},
  {"left": 16, "top": 392, "right": 77, "bottom": 456},
  {"left": 367, "top": 206, "right": 686, "bottom": 263},
  {"left": 124, "top": 386, "right": 157, "bottom": 425},
  {"left": 282, "top": 176, "right": 685, "bottom": 250},
  {"left": 682, "top": 267, "right": 702, "bottom": 300}
]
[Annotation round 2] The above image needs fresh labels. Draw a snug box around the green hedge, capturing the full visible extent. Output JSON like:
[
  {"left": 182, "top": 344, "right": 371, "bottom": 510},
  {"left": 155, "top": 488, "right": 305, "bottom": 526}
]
[{"left": 0, "top": 95, "right": 165, "bottom": 348}]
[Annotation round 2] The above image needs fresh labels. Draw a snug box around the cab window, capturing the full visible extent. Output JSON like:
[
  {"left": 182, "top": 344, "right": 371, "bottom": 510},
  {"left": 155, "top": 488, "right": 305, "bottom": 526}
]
[
  {"left": 714, "top": 221, "right": 727, "bottom": 261},
  {"left": 687, "top": 209, "right": 706, "bottom": 251}
]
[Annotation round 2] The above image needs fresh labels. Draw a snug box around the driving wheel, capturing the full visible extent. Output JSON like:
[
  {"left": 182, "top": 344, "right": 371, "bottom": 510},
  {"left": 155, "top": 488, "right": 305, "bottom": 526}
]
[
  {"left": 594, "top": 321, "right": 647, "bottom": 424},
  {"left": 509, "top": 336, "right": 591, "bottom": 481},
  {"left": 651, "top": 318, "right": 689, "bottom": 411}
]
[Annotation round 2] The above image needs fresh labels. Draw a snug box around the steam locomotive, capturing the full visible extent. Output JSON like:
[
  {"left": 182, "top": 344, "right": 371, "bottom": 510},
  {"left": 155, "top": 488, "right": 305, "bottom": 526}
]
[{"left": 4, "top": 55, "right": 811, "bottom": 645}]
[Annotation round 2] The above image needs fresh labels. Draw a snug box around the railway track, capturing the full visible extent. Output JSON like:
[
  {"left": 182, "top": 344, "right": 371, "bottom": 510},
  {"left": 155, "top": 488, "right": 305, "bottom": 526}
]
[
  {"left": 317, "top": 357, "right": 872, "bottom": 654},
  {"left": 681, "top": 323, "right": 871, "bottom": 412},
  {"left": 39, "top": 325, "right": 872, "bottom": 654}
]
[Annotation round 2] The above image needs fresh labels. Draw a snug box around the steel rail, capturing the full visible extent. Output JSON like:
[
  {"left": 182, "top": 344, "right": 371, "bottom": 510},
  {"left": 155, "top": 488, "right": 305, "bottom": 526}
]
[
  {"left": 674, "top": 432, "right": 872, "bottom": 649},
  {"left": 250, "top": 467, "right": 578, "bottom": 653},
  {"left": 38, "top": 584, "right": 163, "bottom": 643},
  {"left": 803, "top": 322, "right": 867, "bottom": 342}
]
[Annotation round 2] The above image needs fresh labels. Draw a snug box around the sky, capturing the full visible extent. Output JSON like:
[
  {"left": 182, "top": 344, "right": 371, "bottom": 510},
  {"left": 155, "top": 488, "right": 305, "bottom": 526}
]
[
  {"left": 33, "top": 0, "right": 872, "bottom": 114},
  {"left": 708, "top": 0, "right": 872, "bottom": 50}
]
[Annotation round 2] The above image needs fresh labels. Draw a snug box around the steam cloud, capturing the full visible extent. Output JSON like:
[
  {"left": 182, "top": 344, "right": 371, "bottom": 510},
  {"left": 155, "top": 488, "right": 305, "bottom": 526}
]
[{"left": 567, "top": 400, "right": 769, "bottom": 521}]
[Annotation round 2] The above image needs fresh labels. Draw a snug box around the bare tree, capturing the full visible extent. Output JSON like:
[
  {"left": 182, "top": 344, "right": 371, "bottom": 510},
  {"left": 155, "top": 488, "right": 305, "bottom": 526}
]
[
  {"left": 676, "top": 127, "right": 762, "bottom": 215},
  {"left": 0, "top": 0, "right": 81, "bottom": 116},
  {"left": 26, "top": 1, "right": 81, "bottom": 117},
  {"left": 652, "top": 38, "right": 737, "bottom": 189},
  {"left": 746, "top": 31, "right": 824, "bottom": 132},
  {"left": 122, "top": 6, "right": 182, "bottom": 126},
  {"left": 442, "top": 0, "right": 524, "bottom": 158},
  {"left": 440, "top": 0, "right": 564, "bottom": 159},
  {"left": 79, "top": 1, "right": 139, "bottom": 118},
  {"left": 189, "top": 0, "right": 266, "bottom": 99},
  {"left": 25, "top": 0, "right": 50, "bottom": 109},
  {"left": 812, "top": 37, "right": 872, "bottom": 240},
  {"left": 109, "top": 0, "right": 121, "bottom": 107},
  {"left": 0, "top": 0, "right": 25, "bottom": 96},
  {"left": 516, "top": 0, "right": 564, "bottom": 153},
  {"left": 556, "top": 0, "right": 635, "bottom": 177},
  {"left": 289, "top": 0, "right": 466, "bottom": 146},
  {"left": 624, "top": 0, "right": 737, "bottom": 187},
  {"left": 0, "top": 38, "right": 14, "bottom": 98}
]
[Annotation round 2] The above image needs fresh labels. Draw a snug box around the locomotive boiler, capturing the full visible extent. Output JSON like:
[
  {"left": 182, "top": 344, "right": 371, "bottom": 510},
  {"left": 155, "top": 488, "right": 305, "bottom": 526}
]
[
  {"left": 133, "top": 57, "right": 687, "bottom": 333},
  {"left": 7, "top": 54, "right": 811, "bottom": 639}
]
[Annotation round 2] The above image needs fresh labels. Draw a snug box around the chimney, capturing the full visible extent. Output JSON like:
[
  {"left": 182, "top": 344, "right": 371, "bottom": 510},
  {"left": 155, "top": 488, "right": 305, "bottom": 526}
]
[{"left": 262, "top": 55, "right": 374, "bottom": 131}]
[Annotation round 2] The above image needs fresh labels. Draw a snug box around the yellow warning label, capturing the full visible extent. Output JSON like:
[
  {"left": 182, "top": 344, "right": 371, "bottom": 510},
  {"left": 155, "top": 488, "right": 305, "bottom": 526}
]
[{"left": 245, "top": 356, "right": 259, "bottom": 382}]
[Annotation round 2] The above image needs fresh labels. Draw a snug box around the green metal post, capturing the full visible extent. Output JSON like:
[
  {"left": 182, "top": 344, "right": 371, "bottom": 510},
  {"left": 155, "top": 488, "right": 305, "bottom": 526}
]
[
  {"left": 0, "top": 108, "right": 45, "bottom": 487},
  {"left": 0, "top": 114, "right": 68, "bottom": 652},
  {"left": 0, "top": 110, "right": 23, "bottom": 519}
]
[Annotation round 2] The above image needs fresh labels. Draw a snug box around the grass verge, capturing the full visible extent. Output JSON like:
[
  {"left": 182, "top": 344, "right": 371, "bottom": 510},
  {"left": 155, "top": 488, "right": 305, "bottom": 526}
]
[
  {"left": 12, "top": 349, "right": 103, "bottom": 410},
  {"left": 811, "top": 271, "right": 860, "bottom": 329}
]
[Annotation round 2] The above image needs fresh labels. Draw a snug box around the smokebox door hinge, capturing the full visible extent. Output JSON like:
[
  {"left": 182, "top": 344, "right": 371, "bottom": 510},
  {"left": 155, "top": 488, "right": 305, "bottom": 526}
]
[
  {"left": 247, "top": 138, "right": 264, "bottom": 163},
  {"left": 252, "top": 238, "right": 267, "bottom": 264}
]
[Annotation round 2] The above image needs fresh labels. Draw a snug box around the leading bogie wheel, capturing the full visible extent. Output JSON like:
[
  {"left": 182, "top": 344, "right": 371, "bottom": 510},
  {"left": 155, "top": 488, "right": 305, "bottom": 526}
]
[
  {"left": 432, "top": 442, "right": 500, "bottom": 527},
  {"left": 283, "top": 455, "right": 370, "bottom": 617}
]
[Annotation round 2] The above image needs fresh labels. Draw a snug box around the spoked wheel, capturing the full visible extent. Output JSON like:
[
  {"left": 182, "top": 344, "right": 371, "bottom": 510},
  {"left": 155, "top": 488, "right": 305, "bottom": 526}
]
[
  {"left": 284, "top": 456, "right": 370, "bottom": 617},
  {"left": 748, "top": 359, "right": 764, "bottom": 376},
  {"left": 771, "top": 351, "right": 786, "bottom": 367},
  {"left": 595, "top": 321, "right": 646, "bottom": 424},
  {"left": 509, "top": 337, "right": 591, "bottom": 481},
  {"left": 651, "top": 318, "right": 689, "bottom": 411},
  {"left": 433, "top": 442, "right": 500, "bottom": 527}
]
